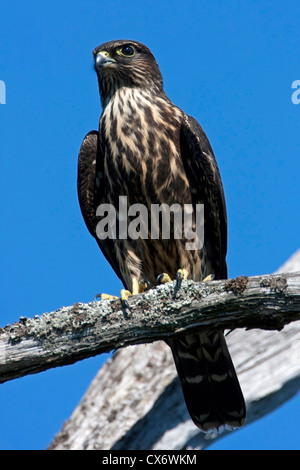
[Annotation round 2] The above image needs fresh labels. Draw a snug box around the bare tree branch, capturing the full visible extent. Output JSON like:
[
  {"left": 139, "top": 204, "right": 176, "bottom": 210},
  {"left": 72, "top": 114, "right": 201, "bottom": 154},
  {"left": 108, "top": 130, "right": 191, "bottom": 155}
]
[
  {"left": 0, "top": 271, "right": 300, "bottom": 386},
  {"left": 47, "top": 251, "right": 300, "bottom": 450}
]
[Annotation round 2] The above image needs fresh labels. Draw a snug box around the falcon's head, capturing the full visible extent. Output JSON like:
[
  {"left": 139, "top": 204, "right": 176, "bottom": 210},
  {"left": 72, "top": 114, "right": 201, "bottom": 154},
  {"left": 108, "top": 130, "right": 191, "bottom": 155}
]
[{"left": 93, "top": 39, "right": 163, "bottom": 107}]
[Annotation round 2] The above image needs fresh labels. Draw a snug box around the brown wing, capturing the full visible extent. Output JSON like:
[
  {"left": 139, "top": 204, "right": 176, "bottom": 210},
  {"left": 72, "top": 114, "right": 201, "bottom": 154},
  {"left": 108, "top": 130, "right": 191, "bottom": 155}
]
[
  {"left": 77, "top": 130, "right": 124, "bottom": 284},
  {"left": 180, "top": 113, "right": 228, "bottom": 280},
  {"left": 169, "top": 114, "right": 246, "bottom": 431}
]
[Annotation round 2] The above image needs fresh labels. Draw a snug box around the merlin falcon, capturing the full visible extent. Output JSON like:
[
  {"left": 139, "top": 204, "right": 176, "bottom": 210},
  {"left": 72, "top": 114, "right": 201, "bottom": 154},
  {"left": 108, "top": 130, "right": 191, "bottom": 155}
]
[{"left": 77, "top": 39, "right": 246, "bottom": 432}]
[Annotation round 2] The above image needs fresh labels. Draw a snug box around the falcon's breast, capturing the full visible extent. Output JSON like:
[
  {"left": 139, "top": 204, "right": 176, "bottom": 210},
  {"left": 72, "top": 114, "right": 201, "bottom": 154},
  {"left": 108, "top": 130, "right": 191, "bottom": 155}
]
[{"left": 98, "top": 87, "right": 203, "bottom": 287}]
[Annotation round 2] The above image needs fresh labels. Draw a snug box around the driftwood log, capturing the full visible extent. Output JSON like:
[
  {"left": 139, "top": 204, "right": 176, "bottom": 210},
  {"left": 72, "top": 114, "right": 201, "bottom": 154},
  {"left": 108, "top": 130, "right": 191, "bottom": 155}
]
[{"left": 1, "top": 251, "right": 300, "bottom": 449}]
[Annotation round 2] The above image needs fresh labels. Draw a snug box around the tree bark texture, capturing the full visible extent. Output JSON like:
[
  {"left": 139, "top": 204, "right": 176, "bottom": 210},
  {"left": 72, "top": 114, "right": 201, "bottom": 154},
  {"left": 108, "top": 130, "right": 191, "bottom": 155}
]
[
  {"left": 1, "top": 251, "right": 300, "bottom": 450},
  {"left": 0, "top": 271, "right": 299, "bottom": 385},
  {"left": 47, "top": 251, "right": 300, "bottom": 450}
]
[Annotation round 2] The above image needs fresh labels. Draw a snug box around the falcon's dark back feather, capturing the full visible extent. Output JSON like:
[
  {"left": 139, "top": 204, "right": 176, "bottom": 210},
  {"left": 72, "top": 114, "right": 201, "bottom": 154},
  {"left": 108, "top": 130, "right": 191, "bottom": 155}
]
[
  {"left": 180, "top": 114, "right": 228, "bottom": 279},
  {"left": 77, "top": 130, "right": 125, "bottom": 285},
  {"left": 77, "top": 39, "right": 246, "bottom": 432}
]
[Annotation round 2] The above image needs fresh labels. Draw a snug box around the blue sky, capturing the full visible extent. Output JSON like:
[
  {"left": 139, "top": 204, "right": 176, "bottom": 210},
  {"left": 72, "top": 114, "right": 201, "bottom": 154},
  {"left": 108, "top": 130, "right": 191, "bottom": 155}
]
[{"left": 0, "top": 0, "right": 299, "bottom": 450}]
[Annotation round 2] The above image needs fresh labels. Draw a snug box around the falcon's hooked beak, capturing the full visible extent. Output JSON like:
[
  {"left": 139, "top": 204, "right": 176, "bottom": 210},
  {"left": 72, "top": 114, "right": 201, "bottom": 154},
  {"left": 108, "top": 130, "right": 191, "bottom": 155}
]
[{"left": 95, "top": 51, "right": 116, "bottom": 69}]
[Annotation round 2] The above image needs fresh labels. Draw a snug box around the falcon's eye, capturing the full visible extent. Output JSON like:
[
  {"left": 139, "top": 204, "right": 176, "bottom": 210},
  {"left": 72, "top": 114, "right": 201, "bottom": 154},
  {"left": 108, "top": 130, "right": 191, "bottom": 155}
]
[{"left": 117, "top": 45, "right": 136, "bottom": 57}]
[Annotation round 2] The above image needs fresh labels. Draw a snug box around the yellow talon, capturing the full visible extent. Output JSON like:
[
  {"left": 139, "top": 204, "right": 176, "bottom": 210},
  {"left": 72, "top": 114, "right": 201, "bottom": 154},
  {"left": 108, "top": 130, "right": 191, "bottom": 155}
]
[
  {"left": 96, "top": 276, "right": 144, "bottom": 307},
  {"left": 156, "top": 273, "right": 172, "bottom": 284},
  {"left": 121, "top": 289, "right": 132, "bottom": 302},
  {"left": 139, "top": 280, "right": 150, "bottom": 293},
  {"left": 176, "top": 268, "right": 188, "bottom": 281},
  {"left": 203, "top": 274, "right": 215, "bottom": 282},
  {"left": 98, "top": 293, "right": 119, "bottom": 301},
  {"left": 174, "top": 268, "right": 188, "bottom": 296},
  {"left": 120, "top": 277, "right": 141, "bottom": 306},
  {"left": 156, "top": 268, "right": 189, "bottom": 298}
]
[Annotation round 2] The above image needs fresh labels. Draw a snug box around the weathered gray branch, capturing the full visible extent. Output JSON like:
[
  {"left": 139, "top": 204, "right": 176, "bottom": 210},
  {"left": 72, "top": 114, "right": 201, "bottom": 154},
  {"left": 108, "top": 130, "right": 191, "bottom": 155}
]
[
  {"left": 0, "top": 271, "right": 299, "bottom": 385},
  {"left": 47, "top": 252, "right": 300, "bottom": 450}
]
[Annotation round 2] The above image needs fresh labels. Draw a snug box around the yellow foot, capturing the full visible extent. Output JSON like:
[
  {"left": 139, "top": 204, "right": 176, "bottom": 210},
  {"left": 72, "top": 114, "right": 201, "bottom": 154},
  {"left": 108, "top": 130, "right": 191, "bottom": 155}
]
[
  {"left": 157, "top": 269, "right": 188, "bottom": 286},
  {"left": 94, "top": 294, "right": 119, "bottom": 300},
  {"left": 94, "top": 293, "right": 119, "bottom": 301},
  {"left": 120, "top": 289, "right": 132, "bottom": 306},
  {"left": 203, "top": 274, "right": 215, "bottom": 282},
  {"left": 156, "top": 268, "right": 188, "bottom": 298},
  {"left": 174, "top": 268, "right": 188, "bottom": 297},
  {"left": 139, "top": 280, "right": 150, "bottom": 293},
  {"left": 176, "top": 268, "right": 188, "bottom": 283},
  {"left": 97, "top": 277, "right": 150, "bottom": 306},
  {"left": 121, "top": 277, "right": 149, "bottom": 307},
  {"left": 156, "top": 273, "right": 172, "bottom": 284}
]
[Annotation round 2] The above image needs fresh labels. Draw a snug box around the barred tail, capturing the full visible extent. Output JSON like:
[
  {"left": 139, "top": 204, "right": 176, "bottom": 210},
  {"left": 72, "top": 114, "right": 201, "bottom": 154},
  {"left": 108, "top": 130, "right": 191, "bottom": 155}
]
[{"left": 169, "top": 331, "right": 246, "bottom": 432}]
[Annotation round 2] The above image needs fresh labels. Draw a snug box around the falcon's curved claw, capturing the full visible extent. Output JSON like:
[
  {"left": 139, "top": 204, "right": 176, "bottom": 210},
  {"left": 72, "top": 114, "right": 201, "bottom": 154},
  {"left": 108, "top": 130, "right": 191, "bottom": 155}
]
[
  {"left": 174, "top": 268, "right": 188, "bottom": 297},
  {"left": 156, "top": 273, "right": 172, "bottom": 284},
  {"left": 95, "top": 277, "right": 149, "bottom": 307},
  {"left": 120, "top": 289, "right": 132, "bottom": 308},
  {"left": 176, "top": 268, "right": 188, "bottom": 284},
  {"left": 139, "top": 280, "right": 151, "bottom": 293},
  {"left": 156, "top": 268, "right": 188, "bottom": 298},
  {"left": 120, "top": 278, "right": 150, "bottom": 307}
]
